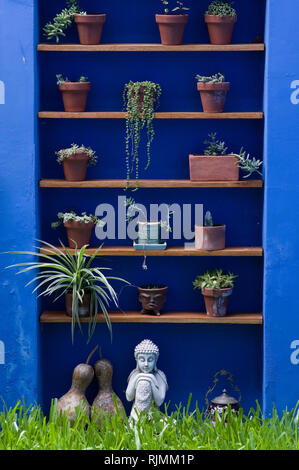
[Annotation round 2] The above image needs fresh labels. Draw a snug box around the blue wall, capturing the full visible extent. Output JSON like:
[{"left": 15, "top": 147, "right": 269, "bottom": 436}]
[
  {"left": 38, "top": 0, "right": 265, "bottom": 415},
  {"left": 263, "top": 0, "right": 299, "bottom": 415},
  {"left": 3, "top": 0, "right": 297, "bottom": 417}
]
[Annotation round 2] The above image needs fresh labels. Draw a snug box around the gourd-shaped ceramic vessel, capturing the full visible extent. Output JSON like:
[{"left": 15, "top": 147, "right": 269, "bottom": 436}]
[
  {"left": 57, "top": 346, "right": 98, "bottom": 423},
  {"left": 57, "top": 363, "right": 94, "bottom": 423},
  {"left": 91, "top": 358, "right": 125, "bottom": 424}
]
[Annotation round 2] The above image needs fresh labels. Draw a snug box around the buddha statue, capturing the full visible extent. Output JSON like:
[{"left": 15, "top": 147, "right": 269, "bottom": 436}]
[{"left": 126, "top": 339, "right": 168, "bottom": 421}]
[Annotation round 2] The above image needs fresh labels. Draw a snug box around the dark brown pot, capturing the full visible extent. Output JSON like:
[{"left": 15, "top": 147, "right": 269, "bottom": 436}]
[
  {"left": 205, "top": 14, "right": 236, "bottom": 45},
  {"left": 65, "top": 292, "right": 91, "bottom": 317},
  {"left": 64, "top": 220, "right": 94, "bottom": 248},
  {"left": 62, "top": 152, "right": 89, "bottom": 181},
  {"left": 197, "top": 82, "right": 230, "bottom": 113},
  {"left": 189, "top": 155, "right": 239, "bottom": 181},
  {"left": 74, "top": 14, "right": 106, "bottom": 45},
  {"left": 195, "top": 225, "right": 226, "bottom": 251},
  {"left": 156, "top": 14, "right": 188, "bottom": 45},
  {"left": 138, "top": 285, "right": 168, "bottom": 316},
  {"left": 59, "top": 81, "right": 91, "bottom": 112},
  {"left": 202, "top": 288, "right": 233, "bottom": 317}
]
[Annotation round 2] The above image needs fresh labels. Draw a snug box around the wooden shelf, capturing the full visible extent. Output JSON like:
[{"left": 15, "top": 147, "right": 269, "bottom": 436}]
[
  {"left": 37, "top": 43, "right": 265, "bottom": 52},
  {"left": 38, "top": 111, "right": 264, "bottom": 120},
  {"left": 39, "top": 179, "right": 263, "bottom": 189},
  {"left": 40, "top": 311, "right": 263, "bottom": 325},
  {"left": 39, "top": 246, "right": 263, "bottom": 257}
]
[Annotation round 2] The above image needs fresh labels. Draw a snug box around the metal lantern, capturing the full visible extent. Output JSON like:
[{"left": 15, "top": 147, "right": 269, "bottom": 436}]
[{"left": 205, "top": 370, "right": 241, "bottom": 422}]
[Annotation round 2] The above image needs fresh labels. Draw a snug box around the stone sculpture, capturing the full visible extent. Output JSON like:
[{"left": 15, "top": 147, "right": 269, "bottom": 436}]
[{"left": 126, "top": 339, "right": 168, "bottom": 421}]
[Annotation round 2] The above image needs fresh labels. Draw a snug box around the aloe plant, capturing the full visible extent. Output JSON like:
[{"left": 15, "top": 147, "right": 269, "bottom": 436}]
[{"left": 5, "top": 240, "right": 130, "bottom": 343}]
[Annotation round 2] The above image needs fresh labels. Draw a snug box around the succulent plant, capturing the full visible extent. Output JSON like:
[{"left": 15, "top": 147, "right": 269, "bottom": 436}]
[
  {"left": 193, "top": 269, "right": 237, "bottom": 290},
  {"left": 206, "top": 1, "right": 236, "bottom": 18}
]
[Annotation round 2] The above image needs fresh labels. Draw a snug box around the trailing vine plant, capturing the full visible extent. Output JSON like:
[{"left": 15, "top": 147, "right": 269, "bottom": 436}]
[
  {"left": 122, "top": 81, "right": 162, "bottom": 190},
  {"left": 43, "top": 0, "right": 84, "bottom": 43}
]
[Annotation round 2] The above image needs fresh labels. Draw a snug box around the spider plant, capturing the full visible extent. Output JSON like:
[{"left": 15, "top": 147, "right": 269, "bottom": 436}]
[{"left": 5, "top": 240, "right": 130, "bottom": 343}]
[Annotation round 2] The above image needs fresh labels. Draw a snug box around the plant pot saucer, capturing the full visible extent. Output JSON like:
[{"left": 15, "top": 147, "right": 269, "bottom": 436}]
[{"left": 133, "top": 242, "right": 167, "bottom": 251}]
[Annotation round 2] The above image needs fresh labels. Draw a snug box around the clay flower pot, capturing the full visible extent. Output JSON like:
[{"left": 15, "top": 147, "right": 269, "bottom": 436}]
[
  {"left": 62, "top": 152, "right": 90, "bottom": 181},
  {"left": 64, "top": 220, "right": 95, "bottom": 248},
  {"left": 189, "top": 154, "right": 239, "bottom": 181},
  {"left": 138, "top": 285, "right": 168, "bottom": 316},
  {"left": 205, "top": 14, "right": 237, "bottom": 45},
  {"left": 202, "top": 287, "right": 233, "bottom": 317},
  {"left": 74, "top": 14, "right": 106, "bottom": 45},
  {"left": 156, "top": 14, "right": 188, "bottom": 45},
  {"left": 65, "top": 292, "right": 91, "bottom": 317},
  {"left": 195, "top": 225, "right": 226, "bottom": 251},
  {"left": 197, "top": 81, "right": 230, "bottom": 113},
  {"left": 59, "top": 81, "right": 91, "bottom": 112}
]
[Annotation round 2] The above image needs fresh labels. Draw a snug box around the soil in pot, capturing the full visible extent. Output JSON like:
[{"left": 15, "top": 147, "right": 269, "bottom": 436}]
[
  {"left": 59, "top": 81, "right": 91, "bottom": 112},
  {"left": 156, "top": 14, "right": 188, "bottom": 45},
  {"left": 189, "top": 154, "right": 239, "bottom": 181},
  {"left": 205, "top": 14, "right": 236, "bottom": 45},
  {"left": 62, "top": 153, "right": 90, "bottom": 181},
  {"left": 74, "top": 14, "right": 106, "bottom": 45},
  {"left": 197, "top": 82, "right": 230, "bottom": 113},
  {"left": 138, "top": 284, "right": 168, "bottom": 316},
  {"left": 202, "top": 287, "right": 233, "bottom": 317},
  {"left": 195, "top": 225, "right": 226, "bottom": 251},
  {"left": 65, "top": 292, "right": 91, "bottom": 317},
  {"left": 64, "top": 220, "right": 94, "bottom": 248}
]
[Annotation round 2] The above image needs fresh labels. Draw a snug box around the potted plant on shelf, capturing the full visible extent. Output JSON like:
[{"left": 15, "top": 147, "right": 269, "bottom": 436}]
[
  {"left": 156, "top": 0, "right": 190, "bottom": 45},
  {"left": 204, "top": 1, "right": 237, "bottom": 45},
  {"left": 56, "top": 143, "right": 98, "bottom": 181},
  {"left": 5, "top": 241, "right": 130, "bottom": 343},
  {"left": 51, "top": 211, "right": 105, "bottom": 248},
  {"left": 123, "top": 81, "right": 162, "bottom": 190},
  {"left": 196, "top": 73, "right": 229, "bottom": 113},
  {"left": 189, "top": 132, "right": 239, "bottom": 181},
  {"left": 195, "top": 211, "right": 226, "bottom": 251},
  {"left": 138, "top": 284, "right": 168, "bottom": 316},
  {"left": 43, "top": 0, "right": 106, "bottom": 45},
  {"left": 193, "top": 268, "right": 237, "bottom": 317},
  {"left": 189, "top": 133, "right": 263, "bottom": 181},
  {"left": 74, "top": 12, "right": 106, "bottom": 45},
  {"left": 56, "top": 74, "right": 91, "bottom": 112}
]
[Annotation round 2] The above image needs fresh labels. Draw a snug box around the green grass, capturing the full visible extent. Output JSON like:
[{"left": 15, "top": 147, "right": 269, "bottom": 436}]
[{"left": 0, "top": 398, "right": 298, "bottom": 450}]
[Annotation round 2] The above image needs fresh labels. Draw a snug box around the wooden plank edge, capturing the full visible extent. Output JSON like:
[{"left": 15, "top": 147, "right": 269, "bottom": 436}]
[
  {"left": 40, "top": 311, "right": 263, "bottom": 324},
  {"left": 37, "top": 43, "right": 265, "bottom": 52},
  {"left": 39, "top": 179, "right": 264, "bottom": 188}
]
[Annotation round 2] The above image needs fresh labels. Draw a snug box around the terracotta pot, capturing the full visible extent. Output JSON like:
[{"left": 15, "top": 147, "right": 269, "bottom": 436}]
[
  {"left": 195, "top": 225, "right": 226, "bottom": 251},
  {"left": 205, "top": 14, "right": 236, "bottom": 45},
  {"left": 189, "top": 155, "right": 239, "bottom": 181},
  {"left": 138, "top": 285, "right": 168, "bottom": 316},
  {"left": 62, "top": 152, "right": 89, "bottom": 181},
  {"left": 59, "top": 81, "right": 91, "bottom": 112},
  {"left": 134, "top": 86, "right": 156, "bottom": 114},
  {"left": 64, "top": 220, "right": 94, "bottom": 248},
  {"left": 202, "top": 288, "right": 233, "bottom": 317},
  {"left": 74, "top": 14, "right": 106, "bottom": 45},
  {"left": 65, "top": 292, "right": 91, "bottom": 317},
  {"left": 156, "top": 14, "right": 188, "bottom": 45},
  {"left": 197, "top": 82, "right": 230, "bottom": 113}
]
